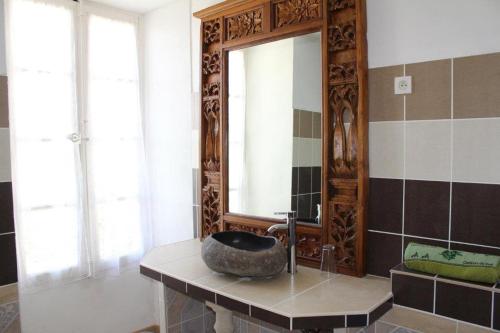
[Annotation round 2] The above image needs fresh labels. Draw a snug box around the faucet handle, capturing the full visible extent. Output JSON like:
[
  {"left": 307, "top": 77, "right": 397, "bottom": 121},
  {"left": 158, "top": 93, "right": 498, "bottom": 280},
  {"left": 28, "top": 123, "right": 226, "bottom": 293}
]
[{"left": 274, "top": 211, "right": 297, "bottom": 220}]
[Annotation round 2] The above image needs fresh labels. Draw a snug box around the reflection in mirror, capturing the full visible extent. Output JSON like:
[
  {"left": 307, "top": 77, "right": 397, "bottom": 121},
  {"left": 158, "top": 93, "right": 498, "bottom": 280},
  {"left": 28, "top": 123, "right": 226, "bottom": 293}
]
[{"left": 228, "top": 32, "right": 322, "bottom": 224}]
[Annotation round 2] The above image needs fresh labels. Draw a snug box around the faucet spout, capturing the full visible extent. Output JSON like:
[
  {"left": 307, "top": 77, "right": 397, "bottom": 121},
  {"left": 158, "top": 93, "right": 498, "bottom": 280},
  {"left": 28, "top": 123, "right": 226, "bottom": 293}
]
[
  {"left": 269, "top": 211, "right": 297, "bottom": 275},
  {"left": 267, "top": 223, "right": 288, "bottom": 234}
]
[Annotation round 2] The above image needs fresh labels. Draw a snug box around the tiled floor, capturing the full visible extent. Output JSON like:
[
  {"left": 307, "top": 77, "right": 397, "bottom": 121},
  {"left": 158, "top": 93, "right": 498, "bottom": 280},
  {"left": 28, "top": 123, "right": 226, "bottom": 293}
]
[{"left": 0, "top": 284, "right": 20, "bottom": 333}]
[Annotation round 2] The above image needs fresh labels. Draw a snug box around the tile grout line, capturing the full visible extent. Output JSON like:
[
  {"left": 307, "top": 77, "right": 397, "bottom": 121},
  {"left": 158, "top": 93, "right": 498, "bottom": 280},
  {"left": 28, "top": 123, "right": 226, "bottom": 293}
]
[
  {"left": 491, "top": 289, "right": 495, "bottom": 329},
  {"left": 368, "top": 229, "right": 500, "bottom": 250},
  {"left": 433, "top": 279, "right": 437, "bottom": 314},
  {"left": 401, "top": 63, "right": 407, "bottom": 259},
  {"left": 0, "top": 232, "right": 15, "bottom": 236},
  {"left": 448, "top": 58, "right": 454, "bottom": 250}
]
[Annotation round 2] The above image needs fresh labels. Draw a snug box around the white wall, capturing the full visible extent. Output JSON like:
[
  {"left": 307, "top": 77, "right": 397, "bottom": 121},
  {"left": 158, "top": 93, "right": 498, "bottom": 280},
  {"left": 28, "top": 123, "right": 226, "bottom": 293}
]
[
  {"left": 143, "top": 0, "right": 194, "bottom": 246},
  {"left": 292, "top": 32, "right": 321, "bottom": 113},
  {"left": 0, "top": 0, "right": 6, "bottom": 75},
  {"left": 367, "top": 0, "right": 500, "bottom": 68},
  {"left": 242, "top": 39, "right": 294, "bottom": 218}
]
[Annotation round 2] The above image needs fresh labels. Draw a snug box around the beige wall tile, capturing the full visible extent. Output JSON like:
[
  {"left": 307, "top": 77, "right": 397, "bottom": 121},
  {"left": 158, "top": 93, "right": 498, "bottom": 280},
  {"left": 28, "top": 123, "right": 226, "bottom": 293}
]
[
  {"left": 453, "top": 118, "right": 500, "bottom": 184},
  {"left": 299, "top": 110, "right": 313, "bottom": 138},
  {"left": 380, "top": 307, "right": 457, "bottom": 333},
  {"left": 369, "top": 121, "right": 404, "bottom": 179},
  {"left": 293, "top": 110, "right": 300, "bottom": 137},
  {"left": 312, "top": 111, "right": 321, "bottom": 139},
  {"left": 369, "top": 66, "right": 404, "bottom": 121},
  {"left": 454, "top": 52, "right": 500, "bottom": 119},
  {"left": 406, "top": 59, "right": 451, "bottom": 120},
  {"left": 0, "top": 76, "right": 8, "bottom": 128},
  {"left": 405, "top": 120, "right": 452, "bottom": 181}
]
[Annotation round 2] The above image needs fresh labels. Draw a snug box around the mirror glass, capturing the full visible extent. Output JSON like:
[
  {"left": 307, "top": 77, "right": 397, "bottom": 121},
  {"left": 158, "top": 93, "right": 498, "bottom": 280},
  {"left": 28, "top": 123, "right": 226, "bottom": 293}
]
[{"left": 228, "top": 32, "right": 322, "bottom": 224}]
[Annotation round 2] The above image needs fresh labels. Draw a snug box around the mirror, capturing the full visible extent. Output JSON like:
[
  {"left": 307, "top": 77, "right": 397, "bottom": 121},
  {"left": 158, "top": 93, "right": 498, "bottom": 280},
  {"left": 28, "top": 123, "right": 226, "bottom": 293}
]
[{"left": 228, "top": 32, "right": 322, "bottom": 224}]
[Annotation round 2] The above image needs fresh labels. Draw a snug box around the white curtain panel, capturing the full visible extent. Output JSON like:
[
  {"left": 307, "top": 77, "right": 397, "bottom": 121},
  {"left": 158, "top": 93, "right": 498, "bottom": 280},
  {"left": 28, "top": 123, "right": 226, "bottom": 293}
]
[{"left": 6, "top": 0, "right": 151, "bottom": 291}]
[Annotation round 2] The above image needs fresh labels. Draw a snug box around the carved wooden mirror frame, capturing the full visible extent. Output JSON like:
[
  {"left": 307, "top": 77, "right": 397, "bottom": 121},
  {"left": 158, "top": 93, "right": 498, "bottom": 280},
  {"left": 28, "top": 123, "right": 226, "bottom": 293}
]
[{"left": 194, "top": 0, "right": 368, "bottom": 277}]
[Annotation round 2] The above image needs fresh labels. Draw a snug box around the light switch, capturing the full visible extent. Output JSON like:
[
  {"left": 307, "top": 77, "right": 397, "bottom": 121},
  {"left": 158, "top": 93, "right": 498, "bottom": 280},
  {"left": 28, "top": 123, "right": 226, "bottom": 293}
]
[{"left": 395, "top": 76, "right": 412, "bottom": 95}]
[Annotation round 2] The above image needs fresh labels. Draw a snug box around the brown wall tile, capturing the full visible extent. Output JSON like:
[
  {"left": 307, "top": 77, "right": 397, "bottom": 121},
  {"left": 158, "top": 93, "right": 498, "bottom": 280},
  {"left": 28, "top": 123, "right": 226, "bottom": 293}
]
[
  {"left": 406, "top": 59, "right": 451, "bottom": 120},
  {"left": 451, "top": 182, "right": 500, "bottom": 247},
  {"left": 435, "top": 281, "right": 491, "bottom": 327},
  {"left": 368, "top": 178, "right": 403, "bottom": 233},
  {"left": 494, "top": 292, "right": 499, "bottom": 331},
  {"left": 404, "top": 180, "right": 450, "bottom": 240},
  {"left": 0, "top": 182, "right": 14, "bottom": 234},
  {"left": 454, "top": 52, "right": 500, "bottom": 119},
  {"left": 0, "top": 233, "right": 17, "bottom": 286},
  {"left": 367, "top": 231, "right": 402, "bottom": 277},
  {"left": 392, "top": 274, "right": 434, "bottom": 313},
  {"left": 369, "top": 65, "right": 404, "bottom": 121},
  {"left": 0, "top": 76, "right": 8, "bottom": 128}
]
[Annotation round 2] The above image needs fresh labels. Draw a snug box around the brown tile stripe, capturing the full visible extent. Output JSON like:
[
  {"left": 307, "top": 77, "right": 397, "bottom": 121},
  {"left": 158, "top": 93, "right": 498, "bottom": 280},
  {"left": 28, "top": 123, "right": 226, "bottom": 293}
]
[
  {"left": 293, "top": 109, "right": 321, "bottom": 139},
  {"left": 292, "top": 315, "right": 345, "bottom": 330},
  {"left": 454, "top": 52, "right": 500, "bottom": 119},
  {"left": 392, "top": 267, "right": 497, "bottom": 329},
  {"left": 368, "top": 65, "right": 404, "bottom": 122},
  {"left": 405, "top": 59, "right": 451, "bottom": 120}
]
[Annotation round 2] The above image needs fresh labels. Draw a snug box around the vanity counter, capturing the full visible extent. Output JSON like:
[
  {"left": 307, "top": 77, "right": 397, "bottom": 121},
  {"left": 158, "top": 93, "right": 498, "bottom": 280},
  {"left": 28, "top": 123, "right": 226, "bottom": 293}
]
[{"left": 140, "top": 239, "right": 393, "bottom": 331}]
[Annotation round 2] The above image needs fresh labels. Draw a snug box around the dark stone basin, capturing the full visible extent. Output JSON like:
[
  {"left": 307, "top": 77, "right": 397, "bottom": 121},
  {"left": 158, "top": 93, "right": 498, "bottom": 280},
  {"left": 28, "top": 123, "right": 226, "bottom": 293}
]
[{"left": 202, "top": 231, "right": 287, "bottom": 278}]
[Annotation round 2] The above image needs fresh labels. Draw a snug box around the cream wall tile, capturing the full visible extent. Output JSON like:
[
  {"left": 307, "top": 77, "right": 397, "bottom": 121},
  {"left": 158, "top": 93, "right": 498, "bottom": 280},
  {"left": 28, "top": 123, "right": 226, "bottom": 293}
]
[
  {"left": 453, "top": 118, "right": 500, "bottom": 184},
  {"left": 0, "top": 128, "right": 11, "bottom": 182},
  {"left": 369, "top": 122, "right": 404, "bottom": 179},
  {"left": 405, "top": 120, "right": 451, "bottom": 181},
  {"left": 293, "top": 137, "right": 320, "bottom": 167}
]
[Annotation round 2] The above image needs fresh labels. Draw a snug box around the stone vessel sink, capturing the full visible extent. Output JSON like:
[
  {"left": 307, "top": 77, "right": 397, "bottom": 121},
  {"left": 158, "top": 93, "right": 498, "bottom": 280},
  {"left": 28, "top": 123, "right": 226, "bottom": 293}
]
[{"left": 202, "top": 231, "right": 287, "bottom": 278}]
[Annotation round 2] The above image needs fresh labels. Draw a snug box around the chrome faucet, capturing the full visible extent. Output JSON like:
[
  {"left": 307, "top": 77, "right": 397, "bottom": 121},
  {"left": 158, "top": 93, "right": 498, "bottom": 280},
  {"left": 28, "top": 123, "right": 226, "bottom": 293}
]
[{"left": 268, "top": 211, "right": 297, "bottom": 275}]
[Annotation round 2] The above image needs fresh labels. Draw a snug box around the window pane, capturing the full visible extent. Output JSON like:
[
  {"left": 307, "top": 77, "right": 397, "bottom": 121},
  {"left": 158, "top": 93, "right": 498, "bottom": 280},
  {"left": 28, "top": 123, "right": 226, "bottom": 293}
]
[
  {"left": 86, "top": 14, "right": 147, "bottom": 265},
  {"left": 8, "top": 0, "right": 85, "bottom": 282}
]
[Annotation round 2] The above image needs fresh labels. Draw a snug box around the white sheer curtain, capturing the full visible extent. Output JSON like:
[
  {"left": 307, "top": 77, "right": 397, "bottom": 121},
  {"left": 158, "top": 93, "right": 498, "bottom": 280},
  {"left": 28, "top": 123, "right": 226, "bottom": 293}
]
[{"left": 6, "top": 0, "right": 151, "bottom": 291}]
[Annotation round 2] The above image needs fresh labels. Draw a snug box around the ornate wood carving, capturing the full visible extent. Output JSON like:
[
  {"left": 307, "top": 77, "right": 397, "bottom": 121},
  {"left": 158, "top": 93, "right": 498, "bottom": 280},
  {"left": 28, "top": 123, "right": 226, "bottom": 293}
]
[
  {"left": 194, "top": 0, "right": 368, "bottom": 276},
  {"left": 329, "top": 61, "right": 357, "bottom": 85},
  {"left": 203, "top": 186, "right": 221, "bottom": 236},
  {"left": 202, "top": 51, "right": 221, "bottom": 75},
  {"left": 296, "top": 233, "right": 322, "bottom": 260},
  {"left": 329, "top": 0, "right": 355, "bottom": 11},
  {"left": 203, "top": 99, "right": 221, "bottom": 171},
  {"left": 328, "top": 20, "right": 356, "bottom": 51},
  {"left": 203, "top": 82, "right": 220, "bottom": 100},
  {"left": 273, "top": 0, "right": 321, "bottom": 28},
  {"left": 203, "top": 19, "right": 221, "bottom": 44},
  {"left": 226, "top": 8, "right": 264, "bottom": 41},
  {"left": 330, "top": 84, "right": 358, "bottom": 178}
]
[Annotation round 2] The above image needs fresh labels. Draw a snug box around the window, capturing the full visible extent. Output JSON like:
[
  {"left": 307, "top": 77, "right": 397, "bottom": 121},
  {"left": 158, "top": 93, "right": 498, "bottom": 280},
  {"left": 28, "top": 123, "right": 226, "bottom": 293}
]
[{"left": 6, "top": 0, "right": 150, "bottom": 290}]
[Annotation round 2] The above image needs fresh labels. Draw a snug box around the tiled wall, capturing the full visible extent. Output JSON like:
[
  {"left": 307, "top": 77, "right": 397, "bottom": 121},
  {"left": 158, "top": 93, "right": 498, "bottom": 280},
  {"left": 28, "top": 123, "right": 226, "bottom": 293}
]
[
  {"left": 0, "top": 75, "right": 16, "bottom": 287},
  {"left": 367, "top": 52, "right": 500, "bottom": 278},
  {"left": 291, "top": 109, "right": 321, "bottom": 222}
]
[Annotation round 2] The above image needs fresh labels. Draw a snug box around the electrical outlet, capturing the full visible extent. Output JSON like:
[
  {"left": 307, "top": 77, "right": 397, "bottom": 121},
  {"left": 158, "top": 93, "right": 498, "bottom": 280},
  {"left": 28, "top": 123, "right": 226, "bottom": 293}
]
[{"left": 395, "top": 76, "right": 412, "bottom": 95}]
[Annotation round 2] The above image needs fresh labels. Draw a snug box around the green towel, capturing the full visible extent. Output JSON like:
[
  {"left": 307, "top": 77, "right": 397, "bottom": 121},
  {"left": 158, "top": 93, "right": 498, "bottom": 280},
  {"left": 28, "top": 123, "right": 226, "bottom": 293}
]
[{"left": 404, "top": 242, "right": 500, "bottom": 284}]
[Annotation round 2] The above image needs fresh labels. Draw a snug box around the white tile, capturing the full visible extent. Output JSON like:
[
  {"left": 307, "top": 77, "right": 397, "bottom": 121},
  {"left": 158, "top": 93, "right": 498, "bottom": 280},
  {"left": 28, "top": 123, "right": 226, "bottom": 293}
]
[
  {"left": 0, "top": 129, "right": 11, "bottom": 182},
  {"left": 453, "top": 118, "right": 500, "bottom": 184},
  {"left": 369, "top": 121, "right": 404, "bottom": 179},
  {"left": 405, "top": 120, "right": 451, "bottom": 181}
]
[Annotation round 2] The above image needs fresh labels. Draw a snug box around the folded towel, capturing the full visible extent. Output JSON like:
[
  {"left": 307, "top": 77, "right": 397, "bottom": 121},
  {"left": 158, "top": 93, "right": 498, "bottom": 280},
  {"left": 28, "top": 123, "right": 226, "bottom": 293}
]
[{"left": 404, "top": 242, "right": 500, "bottom": 284}]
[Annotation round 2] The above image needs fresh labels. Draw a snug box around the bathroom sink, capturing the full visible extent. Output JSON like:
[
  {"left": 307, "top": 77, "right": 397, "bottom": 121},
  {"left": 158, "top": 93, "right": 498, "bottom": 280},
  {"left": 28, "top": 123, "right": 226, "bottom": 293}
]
[{"left": 202, "top": 231, "right": 287, "bottom": 278}]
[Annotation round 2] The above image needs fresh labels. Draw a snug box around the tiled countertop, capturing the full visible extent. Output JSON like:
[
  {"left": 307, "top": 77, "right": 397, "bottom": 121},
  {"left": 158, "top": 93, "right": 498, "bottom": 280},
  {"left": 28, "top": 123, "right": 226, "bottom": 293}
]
[{"left": 140, "top": 239, "right": 393, "bottom": 331}]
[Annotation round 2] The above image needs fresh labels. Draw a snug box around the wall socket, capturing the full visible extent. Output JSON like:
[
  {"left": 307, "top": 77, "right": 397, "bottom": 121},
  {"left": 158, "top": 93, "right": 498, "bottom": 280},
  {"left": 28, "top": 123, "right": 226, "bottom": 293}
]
[{"left": 395, "top": 76, "right": 412, "bottom": 95}]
